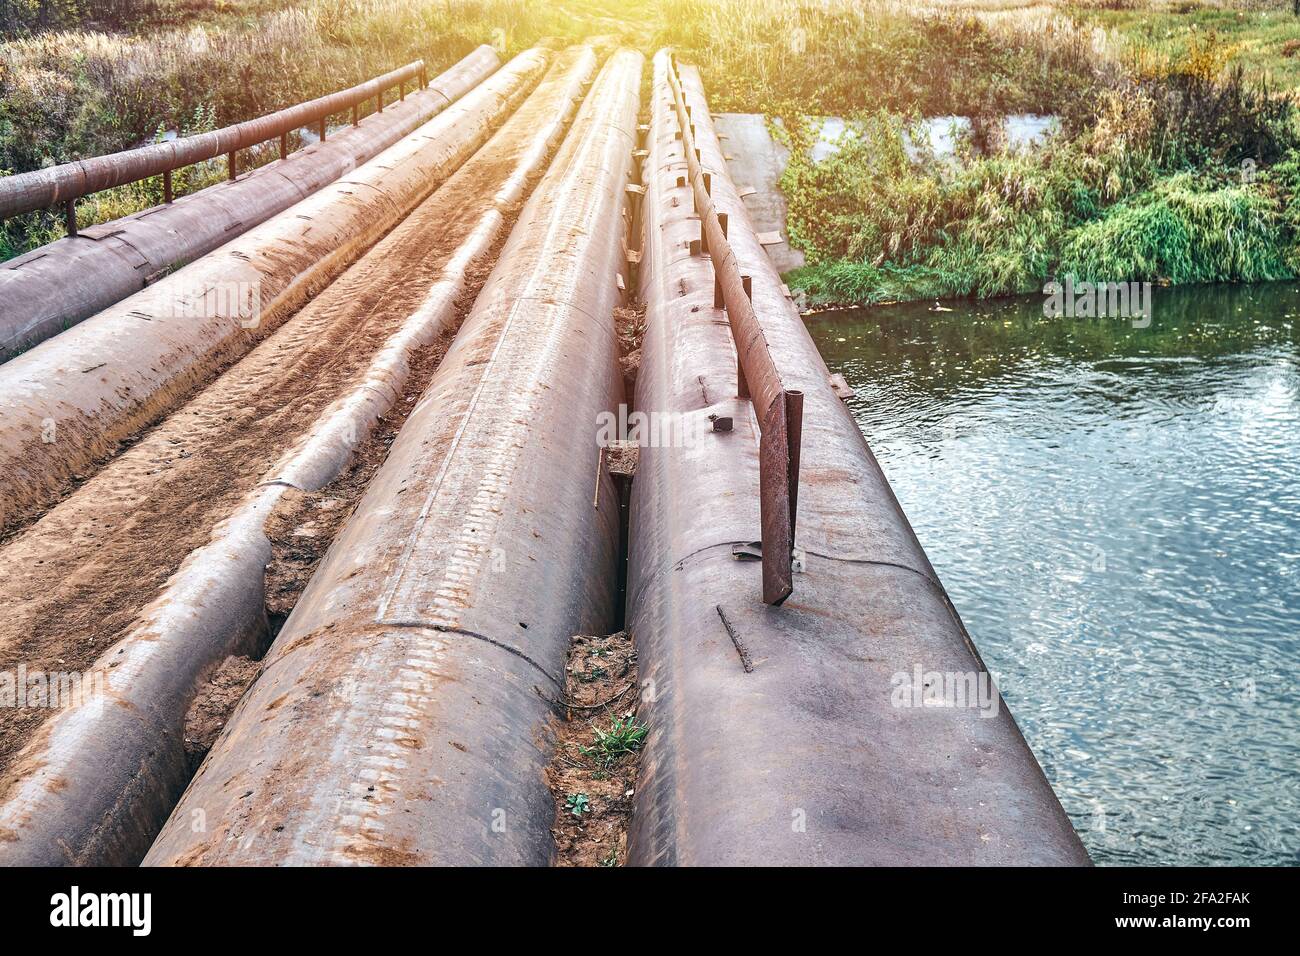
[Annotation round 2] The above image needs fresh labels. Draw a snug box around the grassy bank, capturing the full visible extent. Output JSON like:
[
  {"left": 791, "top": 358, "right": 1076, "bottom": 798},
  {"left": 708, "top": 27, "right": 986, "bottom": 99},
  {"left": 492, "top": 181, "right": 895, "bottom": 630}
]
[
  {"left": 1078, "top": 0, "right": 1300, "bottom": 89},
  {"left": 4, "top": 0, "right": 1300, "bottom": 295},
  {"left": 783, "top": 4, "right": 1300, "bottom": 307},
  {"left": 0, "top": 0, "right": 1161, "bottom": 259}
]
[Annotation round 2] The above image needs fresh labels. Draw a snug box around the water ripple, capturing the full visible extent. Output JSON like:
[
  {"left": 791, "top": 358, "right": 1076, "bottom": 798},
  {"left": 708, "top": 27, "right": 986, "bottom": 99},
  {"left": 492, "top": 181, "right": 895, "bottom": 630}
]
[{"left": 809, "top": 285, "right": 1300, "bottom": 866}]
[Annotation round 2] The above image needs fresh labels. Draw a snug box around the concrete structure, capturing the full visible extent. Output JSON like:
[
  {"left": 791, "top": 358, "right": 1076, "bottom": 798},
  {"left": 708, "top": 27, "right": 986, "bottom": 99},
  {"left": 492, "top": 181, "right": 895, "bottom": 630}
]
[{"left": 714, "top": 113, "right": 805, "bottom": 273}]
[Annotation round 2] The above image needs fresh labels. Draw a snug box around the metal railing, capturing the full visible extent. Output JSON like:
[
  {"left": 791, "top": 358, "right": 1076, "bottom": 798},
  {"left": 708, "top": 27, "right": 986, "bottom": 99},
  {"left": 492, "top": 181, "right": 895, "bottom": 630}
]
[
  {"left": 666, "top": 54, "right": 804, "bottom": 606},
  {"left": 0, "top": 59, "right": 430, "bottom": 235}
]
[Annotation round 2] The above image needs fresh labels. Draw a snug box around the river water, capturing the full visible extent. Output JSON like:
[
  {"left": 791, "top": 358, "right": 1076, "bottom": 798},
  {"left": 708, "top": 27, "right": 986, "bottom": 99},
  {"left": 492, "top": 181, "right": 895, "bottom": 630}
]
[{"left": 806, "top": 284, "right": 1299, "bottom": 865}]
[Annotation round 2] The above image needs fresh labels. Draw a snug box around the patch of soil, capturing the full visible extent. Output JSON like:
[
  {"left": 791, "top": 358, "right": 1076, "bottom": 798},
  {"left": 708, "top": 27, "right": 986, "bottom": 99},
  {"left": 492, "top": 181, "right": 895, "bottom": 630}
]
[
  {"left": 614, "top": 302, "right": 646, "bottom": 394},
  {"left": 262, "top": 338, "right": 454, "bottom": 636},
  {"left": 546, "top": 630, "right": 642, "bottom": 867},
  {"left": 184, "top": 655, "right": 263, "bottom": 767}
]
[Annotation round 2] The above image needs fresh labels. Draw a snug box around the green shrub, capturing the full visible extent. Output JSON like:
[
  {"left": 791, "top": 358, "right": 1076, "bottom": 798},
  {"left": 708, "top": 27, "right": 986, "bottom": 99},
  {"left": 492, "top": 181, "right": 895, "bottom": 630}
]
[
  {"left": 1059, "top": 174, "right": 1292, "bottom": 284},
  {"left": 781, "top": 27, "right": 1300, "bottom": 306}
]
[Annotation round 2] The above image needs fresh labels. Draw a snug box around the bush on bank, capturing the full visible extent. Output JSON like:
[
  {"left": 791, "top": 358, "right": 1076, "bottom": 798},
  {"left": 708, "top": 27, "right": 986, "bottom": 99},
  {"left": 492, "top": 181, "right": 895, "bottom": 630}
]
[
  {"left": 0, "top": 0, "right": 1120, "bottom": 261},
  {"left": 783, "top": 35, "right": 1300, "bottom": 307}
]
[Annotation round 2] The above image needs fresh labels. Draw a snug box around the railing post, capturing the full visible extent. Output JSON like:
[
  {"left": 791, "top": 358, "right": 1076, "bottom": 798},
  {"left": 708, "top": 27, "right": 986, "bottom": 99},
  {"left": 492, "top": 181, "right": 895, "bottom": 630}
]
[
  {"left": 399, "top": 79, "right": 405, "bottom": 102},
  {"left": 64, "top": 200, "right": 77, "bottom": 237},
  {"left": 736, "top": 275, "right": 751, "bottom": 400},
  {"left": 279, "top": 131, "right": 288, "bottom": 160},
  {"left": 376, "top": 92, "right": 383, "bottom": 114},
  {"left": 352, "top": 104, "right": 359, "bottom": 127},
  {"left": 163, "top": 168, "right": 173, "bottom": 204},
  {"left": 318, "top": 118, "right": 326, "bottom": 143},
  {"left": 785, "top": 389, "right": 804, "bottom": 544},
  {"left": 227, "top": 151, "right": 237, "bottom": 181},
  {"left": 758, "top": 398, "right": 789, "bottom": 605}
]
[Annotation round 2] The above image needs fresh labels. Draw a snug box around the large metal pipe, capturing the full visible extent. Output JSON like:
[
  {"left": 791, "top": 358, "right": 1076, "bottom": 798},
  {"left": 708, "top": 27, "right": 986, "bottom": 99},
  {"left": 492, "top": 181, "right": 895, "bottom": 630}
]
[
  {"left": 0, "top": 47, "right": 499, "bottom": 358},
  {"left": 0, "top": 48, "right": 600, "bottom": 867},
  {"left": 144, "top": 49, "right": 642, "bottom": 867},
  {"left": 0, "top": 48, "right": 550, "bottom": 539},
  {"left": 624, "top": 52, "right": 1089, "bottom": 866}
]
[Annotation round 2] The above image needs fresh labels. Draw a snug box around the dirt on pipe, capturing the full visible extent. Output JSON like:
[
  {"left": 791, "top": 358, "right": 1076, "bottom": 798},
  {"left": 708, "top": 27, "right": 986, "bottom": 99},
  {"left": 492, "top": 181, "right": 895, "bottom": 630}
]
[
  {"left": 183, "top": 318, "right": 474, "bottom": 769},
  {"left": 0, "top": 48, "right": 550, "bottom": 545},
  {"left": 141, "top": 47, "right": 642, "bottom": 868},
  {"left": 0, "top": 50, "right": 591, "bottom": 784}
]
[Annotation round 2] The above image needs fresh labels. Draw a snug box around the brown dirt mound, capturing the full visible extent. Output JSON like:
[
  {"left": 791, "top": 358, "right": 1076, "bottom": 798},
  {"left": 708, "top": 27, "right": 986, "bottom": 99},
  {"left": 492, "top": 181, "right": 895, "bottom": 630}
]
[
  {"left": 184, "top": 656, "right": 263, "bottom": 766},
  {"left": 546, "top": 630, "right": 643, "bottom": 867}
]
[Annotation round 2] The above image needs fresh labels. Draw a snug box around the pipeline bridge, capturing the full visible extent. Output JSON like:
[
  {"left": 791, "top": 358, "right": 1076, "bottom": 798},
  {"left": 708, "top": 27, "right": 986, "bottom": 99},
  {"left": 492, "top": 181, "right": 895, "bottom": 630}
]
[{"left": 0, "top": 44, "right": 1089, "bottom": 866}]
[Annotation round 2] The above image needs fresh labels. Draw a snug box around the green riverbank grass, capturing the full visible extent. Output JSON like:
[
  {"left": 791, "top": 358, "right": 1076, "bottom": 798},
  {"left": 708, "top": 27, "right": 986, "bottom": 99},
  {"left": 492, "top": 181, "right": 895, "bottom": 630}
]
[
  {"left": 782, "top": 18, "right": 1300, "bottom": 308},
  {"left": 4, "top": 0, "right": 1300, "bottom": 290}
]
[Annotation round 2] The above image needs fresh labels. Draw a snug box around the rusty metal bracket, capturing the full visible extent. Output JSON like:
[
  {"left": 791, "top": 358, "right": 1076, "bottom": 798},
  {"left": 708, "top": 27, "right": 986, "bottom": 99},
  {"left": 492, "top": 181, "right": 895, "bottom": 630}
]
[
  {"left": 666, "top": 56, "right": 802, "bottom": 605},
  {"left": 0, "top": 59, "right": 430, "bottom": 229}
]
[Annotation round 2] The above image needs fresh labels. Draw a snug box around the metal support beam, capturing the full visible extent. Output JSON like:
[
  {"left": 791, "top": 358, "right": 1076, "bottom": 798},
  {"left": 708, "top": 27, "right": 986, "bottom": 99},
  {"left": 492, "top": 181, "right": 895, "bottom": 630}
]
[
  {"left": 0, "top": 59, "right": 431, "bottom": 222},
  {"left": 666, "top": 55, "right": 802, "bottom": 605}
]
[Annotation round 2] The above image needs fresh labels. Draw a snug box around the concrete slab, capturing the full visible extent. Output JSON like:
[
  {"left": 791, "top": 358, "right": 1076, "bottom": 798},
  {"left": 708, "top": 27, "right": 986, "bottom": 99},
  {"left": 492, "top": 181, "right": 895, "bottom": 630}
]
[{"left": 714, "top": 113, "right": 805, "bottom": 273}]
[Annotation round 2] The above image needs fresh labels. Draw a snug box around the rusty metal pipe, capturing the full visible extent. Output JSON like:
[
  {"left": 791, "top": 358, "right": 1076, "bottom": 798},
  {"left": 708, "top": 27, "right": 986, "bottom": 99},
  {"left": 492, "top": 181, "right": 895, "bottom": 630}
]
[
  {"left": 0, "top": 61, "right": 431, "bottom": 221},
  {"left": 144, "top": 49, "right": 643, "bottom": 867},
  {"left": 0, "top": 48, "right": 550, "bottom": 539},
  {"left": 623, "top": 51, "right": 1089, "bottom": 866},
  {"left": 0, "top": 46, "right": 500, "bottom": 359},
  {"left": 0, "top": 48, "right": 600, "bottom": 866}
]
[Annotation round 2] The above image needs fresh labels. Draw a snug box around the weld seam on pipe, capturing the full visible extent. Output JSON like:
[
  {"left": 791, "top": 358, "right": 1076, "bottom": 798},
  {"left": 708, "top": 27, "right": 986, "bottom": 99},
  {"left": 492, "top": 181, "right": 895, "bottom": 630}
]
[
  {"left": 0, "top": 48, "right": 596, "bottom": 867},
  {"left": 386, "top": 623, "right": 567, "bottom": 689},
  {"left": 0, "top": 48, "right": 551, "bottom": 540}
]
